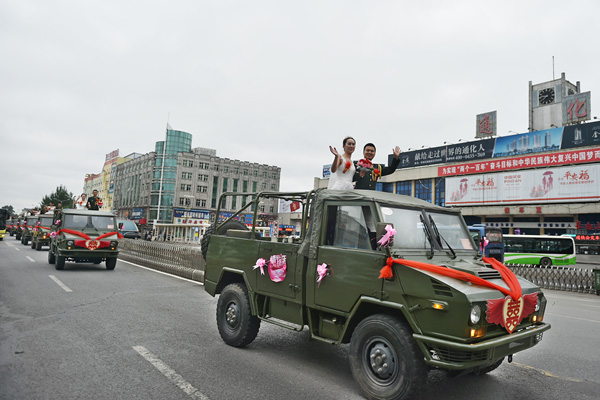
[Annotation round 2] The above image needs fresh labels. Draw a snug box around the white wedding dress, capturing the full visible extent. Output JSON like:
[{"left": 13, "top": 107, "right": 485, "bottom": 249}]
[{"left": 327, "top": 157, "right": 355, "bottom": 190}]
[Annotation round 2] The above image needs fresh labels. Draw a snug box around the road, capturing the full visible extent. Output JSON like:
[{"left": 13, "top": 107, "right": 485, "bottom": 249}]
[{"left": 1, "top": 238, "right": 599, "bottom": 400}]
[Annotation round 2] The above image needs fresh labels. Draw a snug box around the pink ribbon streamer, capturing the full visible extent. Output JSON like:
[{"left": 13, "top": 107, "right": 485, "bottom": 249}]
[
  {"left": 377, "top": 224, "right": 396, "bottom": 249},
  {"left": 316, "top": 263, "right": 329, "bottom": 286},
  {"left": 253, "top": 258, "right": 266, "bottom": 275}
]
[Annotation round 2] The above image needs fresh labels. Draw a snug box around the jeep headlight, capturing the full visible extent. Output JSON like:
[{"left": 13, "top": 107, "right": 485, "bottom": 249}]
[
  {"left": 469, "top": 305, "right": 482, "bottom": 325},
  {"left": 67, "top": 240, "right": 74, "bottom": 246},
  {"left": 110, "top": 241, "right": 118, "bottom": 247}
]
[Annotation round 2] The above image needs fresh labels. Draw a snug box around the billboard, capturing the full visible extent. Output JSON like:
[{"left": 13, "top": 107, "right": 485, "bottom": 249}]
[{"left": 446, "top": 164, "right": 600, "bottom": 206}]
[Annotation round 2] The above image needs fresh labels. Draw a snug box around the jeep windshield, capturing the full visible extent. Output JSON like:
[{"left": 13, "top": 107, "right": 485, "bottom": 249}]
[
  {"left": 38, "top": 216, "right": 54, "bottom": 227},
  {"left": 379, "top": 206, "right": 475, "bottom": 252},
  {"left": 63, "top": 215, "right": 116, "bottom": 230}
]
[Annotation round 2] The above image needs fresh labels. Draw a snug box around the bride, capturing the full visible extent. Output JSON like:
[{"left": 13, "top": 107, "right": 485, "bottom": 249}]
[{"left": 327, "top": 136, "right": 356, "bottom": 190}]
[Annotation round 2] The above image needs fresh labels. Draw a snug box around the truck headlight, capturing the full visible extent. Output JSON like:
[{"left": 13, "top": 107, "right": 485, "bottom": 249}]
[
  {"left": 469, "top": 305, "right": 481, "bottom": 325},
  {"left": 67, "top": 240, "right": 74, "bottom": 246}
]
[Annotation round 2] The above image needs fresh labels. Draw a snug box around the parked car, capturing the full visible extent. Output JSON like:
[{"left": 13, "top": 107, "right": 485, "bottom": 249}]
[{"left": 117, "top": 219, "right": 141, "bottom": 239}]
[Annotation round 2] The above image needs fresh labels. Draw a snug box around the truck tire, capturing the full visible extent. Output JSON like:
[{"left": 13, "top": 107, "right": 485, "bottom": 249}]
[
  {"left": 55, "top": 256, "right": 65, "bottom": 270},
  {"left": 23, "top": 237, "right": 29, "bottom": 246},
  {"left": 216, "top": 283, "right": 260, "bottom": 347},
  {"left": 540, "top": 257, "right": 552, "bottom": 267},
  {"left": 349, "top": 314, "right": 427, "bottom": 400},
  {"left": 201, "top": 220, "right": 251, "bottom": 261},
  {"left": 31, "top": 240, "right": 36, "bottom": 249},
  {"left": 48, "top": 249, "right": 56, "bottom": 264},
  {"left": 106, "top": 257, "right": 117, "bottom": 270},
  {"left": 36, "top": 241, "right": 42, "bottom": 251},
  {"left": 474, "top": 357, "right": 504, "bottom": 375}
]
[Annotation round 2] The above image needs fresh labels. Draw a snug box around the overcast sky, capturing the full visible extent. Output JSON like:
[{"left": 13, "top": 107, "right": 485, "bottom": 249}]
[{"left": 2, "top": 0, "right": 599, "bottom": 213}]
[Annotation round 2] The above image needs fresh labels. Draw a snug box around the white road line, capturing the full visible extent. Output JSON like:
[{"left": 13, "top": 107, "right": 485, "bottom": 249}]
[
  {"left": 119, "top": 259, "right": 203, "bottom": 285},
  {"left": 26, "top": 256, "right": 36, "bottom": 262},
  {"left": 133, "top": 346, "right": 209, "bottom": 400},
  {"left": 545, "top": 312, "right": 599, "bottom": 324},
  {"left": 48, "top": 275, "right": 73, "bottom": 292},
  {"left": 14, "top": 247, "right": 20, "bottom": 251}
]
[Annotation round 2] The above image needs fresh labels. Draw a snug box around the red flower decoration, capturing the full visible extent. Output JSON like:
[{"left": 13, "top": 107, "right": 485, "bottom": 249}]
[{"left": 343, "top": 161, "right": 352, "bottom": 173}]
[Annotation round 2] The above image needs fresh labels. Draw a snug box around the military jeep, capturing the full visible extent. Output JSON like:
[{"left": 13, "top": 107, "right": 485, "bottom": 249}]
[
  {"left": 48, "top": 209, "right": 121, "bottom": 270},
  {"left": 20, "top": 215, "right": 38, "bottom": 246},
  {"left": 203, "top": 189, "right": 550, "bottom": 400},
  {"left": 31, "top": 214, "right": 54, "bottom": 250}
]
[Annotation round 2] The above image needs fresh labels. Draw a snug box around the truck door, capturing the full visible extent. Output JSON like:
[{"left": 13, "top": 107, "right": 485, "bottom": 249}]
[
  {"left": 256, "top": 241, "right": 300, "bottom": 302},
  {"left": 314, "top": 204, "right": 386, "bottom": 312}
]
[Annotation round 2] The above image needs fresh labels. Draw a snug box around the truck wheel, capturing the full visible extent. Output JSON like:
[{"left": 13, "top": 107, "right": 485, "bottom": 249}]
[
  {"left": 36, "top": 241, "right": 42, "bottom": 251},
  {"left": 55, "top": 256, "right": 65, "bottom": 270},
  {"left": 201, "top": 220, "right": 252, "bottom": 261},
  {"left": 216, "top": 283, "right": 260, "bottom": 347},
  {"left": 48, "top": 249, "right": 56, "bottom": 264},
  {"left": 31, "top": 240, "right": 36, "bottom": 249},
  {"left": 474, "top": 357, "right": 504, "bottom": 375},
  {"left": 106, "top": 257, "right": 117, "bottom": 270},
  {"left": 23, "top": 238, "right": 29, "bottom": 246},
  {"left": 350, "top": 314, "right": 427, "bottom": 400},
  {"left": 540, "top": 257, "right": 552, "bottom": 267}
]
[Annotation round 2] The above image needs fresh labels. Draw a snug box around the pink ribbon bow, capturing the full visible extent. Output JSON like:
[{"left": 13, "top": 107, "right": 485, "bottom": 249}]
[
  {"left": 316, "top": 263, "right": 329, "bottom": 286},
  {"left": 253, "top": 258, "right": 266, "bottom": 275},
  {"left": 377, "top": 224, "right": 396, "bottom": 249}
]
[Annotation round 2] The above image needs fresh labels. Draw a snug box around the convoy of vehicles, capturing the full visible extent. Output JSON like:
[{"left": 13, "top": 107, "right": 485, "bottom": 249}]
[
  {"left": 202, "top": 189, "right": 550, "bottom": 400},
  {"left": 20, "top": 215, "right": 38, "bottom": 246},
  {"left": 503, "top": 234, "right": 577, "bottom": 266},
  {"left": 31, "top": 214, "right": 54, "bottom": 250},
  {"left": 468, "top": 224, "right": 504, "bottom": 262}
]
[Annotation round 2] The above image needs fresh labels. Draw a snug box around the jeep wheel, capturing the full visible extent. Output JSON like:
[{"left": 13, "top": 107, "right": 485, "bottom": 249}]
[
  {"left": 31, "top": 240, "right": 36, "bottom": 249},
  {"left": 474, "top": 357, "right": 504, "bottom": 375},
  {"left": 55, "top": 256, "right": 65, "bottom": 270},
  {"left": 106, "top": 257, "right": 117, "bottom": 270},
  {"left": 350, "top": 314, "right": 427, "bottom": 400},
  {"left": 23, "top": 238, "right": 29, "bottom": 245},
  {"left": 36, "top": 241, "right": 42, "bottom": 251},
  {"left": 216, "top": 283, "right": 260, "bottom": 347},
  {"left": 48, "top": 249, "right": 56, "bottom": 264},
  {"left": 540, "top": 257, "right": 552, "bottom": 267}
]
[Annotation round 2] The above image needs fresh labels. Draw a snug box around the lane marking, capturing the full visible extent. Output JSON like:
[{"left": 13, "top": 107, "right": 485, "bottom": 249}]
[
  {"left": 119, "top": 260, "right": 203, "bottom": 286},
  {"left": 545, "top": 312, "right": 600, "bottom": 324},
  {"left": 26, "top": 256, "right": 36, "bottom": 262},
  {"left": 133, "top": 346, "right": 209, "bottom": 400},
  {"left": 511, "top": 362, "right": 583, "bottom": 382},
  {"left": 14, "top": 247, "right": 20, "bottom": 251},
  {"left": 48, "top": 275, "right": 73, "bottom": 292}
]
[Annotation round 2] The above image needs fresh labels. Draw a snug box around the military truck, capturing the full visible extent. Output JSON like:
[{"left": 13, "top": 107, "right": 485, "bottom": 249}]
[
  {"left": 202, "top": 189, "right": 550, "bottom": 400},
  {"left": 20, "top": 215, "right": 38, "bottom": 245},
  {"left": 14, "top": 218, "right": 23, "bottom": 240},
  {"left": 48, "top": 209, "right": 121, "bottom": 270},
  {"left": 31, "top": 214, "right": 54, "bottom": 250}
]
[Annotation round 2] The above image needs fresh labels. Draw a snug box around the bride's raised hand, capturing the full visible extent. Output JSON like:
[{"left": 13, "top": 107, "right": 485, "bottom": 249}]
[{"left": 329, "top": 146, "right": 340, "bottom": 157}]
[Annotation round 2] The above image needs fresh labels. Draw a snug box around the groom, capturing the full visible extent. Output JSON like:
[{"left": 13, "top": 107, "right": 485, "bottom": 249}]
[{"left": 354, "top": 143, "right": 401, "bottom": 190}]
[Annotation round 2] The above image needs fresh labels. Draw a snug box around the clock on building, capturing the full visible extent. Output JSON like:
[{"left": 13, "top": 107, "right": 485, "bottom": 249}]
[{"left": 538, "top": 87, "right": 555, "bottom": 105}]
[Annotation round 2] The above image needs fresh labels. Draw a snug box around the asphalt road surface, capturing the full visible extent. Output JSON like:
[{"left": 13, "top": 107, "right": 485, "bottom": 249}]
[{"left": 1, "top": 238, "right": 599, "bottom": 400}]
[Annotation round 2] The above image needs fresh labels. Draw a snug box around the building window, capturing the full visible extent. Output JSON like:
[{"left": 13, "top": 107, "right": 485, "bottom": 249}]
[
  {"left": 382, "top": 183, "right": 394, "bottom": 193},
  {"left": 244, "top": 169, "right": 249, "bottom": 176},
  {"left": 211, "top": 177, "right": 219, "bottom": 208},
  {"left": 197, "top": 185, "right": 207, "bottom": 193},
  {"left": 224, "top": 166, "right": 229, "bottom": 173},
  {"left": 195, "top": 199, "right": 202, "bottom": 207},
  {"left": 253, "top": 170, "right": 258, "bottom": 177},
  {"left": 396, "top": 181, "right": 412, "bottom": 196},
  {"left": 270, "top": 183, "right": 277, "bottom": 190},
  {"left": 435, "top": 178, "right": 445, "bottom": 207},
  {"left": 213, "top": 164, "right": 219, "bottom": 171},
  {"left": 272, "top": 173, "right": 277, "bottom": 179},
  {"left": 234, "top": 167, "right": 239, "bottom": 174},
  {"left": 198, "top": 174, "right": 208, "bottom": 181},
  {"left": 262, "top": 182, "right": 267, "bottom": 190},
  {"left": 415, "top": 179, "right": 432, "bottom": 203},
  {"left": 269, "top": 206, "right": 274, "bottom": 213},
  {"left": 262, "top": 172, "right": 267, "bottom": 178}
]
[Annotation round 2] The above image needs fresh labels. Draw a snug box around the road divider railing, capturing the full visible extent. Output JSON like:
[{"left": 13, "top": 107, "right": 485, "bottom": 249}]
[
  {"left": 508, "top": 264, "right": 597, "bottom": 294},
  {"left": 118, "top": 239, "right": 205, "bottom": 282}
]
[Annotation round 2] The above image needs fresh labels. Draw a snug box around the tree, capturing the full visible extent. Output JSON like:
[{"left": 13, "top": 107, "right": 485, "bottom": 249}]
[
  {"left": 1, "top": 205, "right": 14, "bottom": 216},
  {"left": 41, "top": 185, "right": 75, "bottom": 209}
]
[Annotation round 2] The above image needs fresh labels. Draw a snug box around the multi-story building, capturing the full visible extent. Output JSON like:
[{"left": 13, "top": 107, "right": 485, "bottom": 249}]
[
  {"left": 112, "top": 128, "right": 281, "bottom": 238},
  {"left": 82, "top": 149, "right": 132, "bottom": 211}
]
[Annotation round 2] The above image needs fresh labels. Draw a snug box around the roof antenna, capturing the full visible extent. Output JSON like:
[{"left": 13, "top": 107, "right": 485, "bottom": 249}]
[{"left": 552, "top": 56, "right": 555, "bottom": 80}]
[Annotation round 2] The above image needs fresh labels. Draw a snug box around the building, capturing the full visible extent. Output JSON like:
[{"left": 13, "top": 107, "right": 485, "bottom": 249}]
[
  {"left": 83, "top": 149, "right": 132, "bottom": 211},
  {"left": 111, "top": 127, "right": 281, "bottom": 241}
]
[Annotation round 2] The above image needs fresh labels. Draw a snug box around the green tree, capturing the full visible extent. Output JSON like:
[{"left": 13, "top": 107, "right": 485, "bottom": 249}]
[
  {"left": 41, "top": 185, "right": 75, "bottom": 210},
  {"left": 1, "top": 205, "right": 15, "bottom": 216}
]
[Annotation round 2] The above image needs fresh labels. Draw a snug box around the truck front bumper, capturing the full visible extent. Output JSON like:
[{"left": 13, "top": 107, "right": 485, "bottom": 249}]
[{"left": 414, "top": 322, "right": 551, "bottom": 370}]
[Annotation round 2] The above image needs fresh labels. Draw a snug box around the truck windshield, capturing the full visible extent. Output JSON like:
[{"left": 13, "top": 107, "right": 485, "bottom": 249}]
[
  {"left": 64, "top": 215, "right": 115, "bottom": 230},
  {"left": 38, "top": 217, "right": 54, "bottom": 227},
  {"left": 380, "top": 207, "right": 474, "bottom": 251}
]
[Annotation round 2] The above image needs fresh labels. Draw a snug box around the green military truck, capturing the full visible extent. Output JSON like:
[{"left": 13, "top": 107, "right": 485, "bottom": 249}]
[
  {"left": 48, "top": 209, "right": 121, "bottom": 270},
  {"left": 20, "top": 215, "right": 38, "bottom": 246},
  {"left": 31, "top": 214, "right": 54, "bottom": 250},
  {"left": 202, "top": 189, "right": 550, "bottom": 400}
]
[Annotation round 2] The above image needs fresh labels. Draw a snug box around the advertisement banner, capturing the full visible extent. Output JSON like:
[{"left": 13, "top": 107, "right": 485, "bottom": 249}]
[
  {"left": 493, "top": 128, "right": 562, "bottom": 158},
  {"left": 561, "top": 121, "right": 600, "bottom": 149},
  {"left": 446, "top": 164, "right": 600, "bottom": 206},
  {"left": 438, "top": 147, "right": 600, "bottom": 177}
]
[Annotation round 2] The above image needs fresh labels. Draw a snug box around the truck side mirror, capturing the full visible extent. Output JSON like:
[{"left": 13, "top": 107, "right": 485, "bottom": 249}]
[{"left": 118, "top": 223, "right": 123, "bottom": 230}]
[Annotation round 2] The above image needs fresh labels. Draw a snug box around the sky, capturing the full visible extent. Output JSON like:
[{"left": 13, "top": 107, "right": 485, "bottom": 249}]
[{"left": 2, "top": 0, "right": 600, "bottom": 213}]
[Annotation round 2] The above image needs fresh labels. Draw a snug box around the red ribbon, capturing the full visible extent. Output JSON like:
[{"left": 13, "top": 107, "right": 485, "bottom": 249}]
[
  {"left": 380, "top": 256, "right": 522, "bottom": 300},
  {"left": 55, "top": 229, "right": 124, "bottom": 240}
]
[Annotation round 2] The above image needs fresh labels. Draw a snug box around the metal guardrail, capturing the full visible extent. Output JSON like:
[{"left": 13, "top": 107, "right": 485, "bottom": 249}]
[
  {"left": 508, "top": 264, "right": 597, "bottom": 295},
  {"left": 118, "top": 240, "right": 598, "bottom": 294},
  {"left": 118, "top": 239, "right": 205, "bottom": 282}
]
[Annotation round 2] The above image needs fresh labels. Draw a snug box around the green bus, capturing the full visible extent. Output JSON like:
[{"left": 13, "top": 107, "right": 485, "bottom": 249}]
[{"left": 503, "top": 234, "right": 576, "bottom": 266}]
